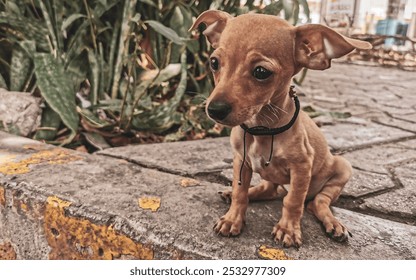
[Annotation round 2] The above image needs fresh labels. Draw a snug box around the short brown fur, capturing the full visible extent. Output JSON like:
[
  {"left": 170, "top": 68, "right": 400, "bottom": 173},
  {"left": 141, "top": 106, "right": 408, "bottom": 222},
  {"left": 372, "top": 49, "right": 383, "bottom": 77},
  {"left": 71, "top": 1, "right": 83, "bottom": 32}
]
[{"left": 190, "top": 10, "right": 372, "bottom": 247}]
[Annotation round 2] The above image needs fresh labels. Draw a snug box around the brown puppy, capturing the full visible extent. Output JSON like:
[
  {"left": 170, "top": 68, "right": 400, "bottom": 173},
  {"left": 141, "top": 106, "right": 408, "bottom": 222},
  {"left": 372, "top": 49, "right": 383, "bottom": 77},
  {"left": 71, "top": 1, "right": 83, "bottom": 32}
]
[{"left": 189, "top": 10, "right": 372, "bottom": 248}]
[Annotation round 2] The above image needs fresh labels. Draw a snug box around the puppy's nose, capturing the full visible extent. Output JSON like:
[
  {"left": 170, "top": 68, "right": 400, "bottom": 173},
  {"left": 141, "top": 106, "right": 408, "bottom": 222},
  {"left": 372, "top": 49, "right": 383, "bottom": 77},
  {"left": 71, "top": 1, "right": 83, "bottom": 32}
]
[{"left": 207, "top": 101, "right": 232, "bottom": 121}]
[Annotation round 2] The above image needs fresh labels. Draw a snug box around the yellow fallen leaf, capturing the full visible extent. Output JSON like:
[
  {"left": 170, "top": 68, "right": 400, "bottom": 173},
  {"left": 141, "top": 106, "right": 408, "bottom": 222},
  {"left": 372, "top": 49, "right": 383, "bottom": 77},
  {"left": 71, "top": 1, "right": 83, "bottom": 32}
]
[
  {"left": 258, "top": 245, "right": 292, "bottom": 260},
  {"left": 138, "top": 197, "right": 161, "bottom": 212},
  {"left": 180, "top": 178, "right": 201, "bottom": 188}
]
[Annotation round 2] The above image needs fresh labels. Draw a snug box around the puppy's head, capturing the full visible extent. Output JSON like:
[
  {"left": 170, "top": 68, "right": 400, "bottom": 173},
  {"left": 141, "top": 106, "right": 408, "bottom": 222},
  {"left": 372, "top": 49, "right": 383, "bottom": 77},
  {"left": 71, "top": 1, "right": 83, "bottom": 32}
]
[{"left": 190, "top": 10, "right": 371, "bottom": 127}]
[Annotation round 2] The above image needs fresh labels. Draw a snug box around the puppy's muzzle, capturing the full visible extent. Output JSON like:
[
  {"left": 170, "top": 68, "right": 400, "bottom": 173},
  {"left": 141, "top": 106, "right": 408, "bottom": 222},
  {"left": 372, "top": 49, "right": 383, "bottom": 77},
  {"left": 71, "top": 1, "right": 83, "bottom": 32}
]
[{"left": 207, "top": 101, "right": 232, "bottom": 121}]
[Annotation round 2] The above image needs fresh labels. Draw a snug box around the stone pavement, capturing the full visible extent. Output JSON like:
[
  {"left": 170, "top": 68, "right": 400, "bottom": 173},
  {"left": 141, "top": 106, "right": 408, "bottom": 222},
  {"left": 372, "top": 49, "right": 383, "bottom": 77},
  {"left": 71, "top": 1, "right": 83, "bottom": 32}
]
[
  {"left": 0, "top": 62, "right": 415, "bottom": 260},
  {"left": 299, "top": 63, "right": 416, "bottom": 225}
]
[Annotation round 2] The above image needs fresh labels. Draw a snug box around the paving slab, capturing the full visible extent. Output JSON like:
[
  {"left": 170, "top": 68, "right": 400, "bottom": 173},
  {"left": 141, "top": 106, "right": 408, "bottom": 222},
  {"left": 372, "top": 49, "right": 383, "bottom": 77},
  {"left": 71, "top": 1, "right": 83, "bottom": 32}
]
[
  {"left": 219, "top": 165, "right": 394, "bottom": 200},
  {"left": 396, "top": 139, "right": 416, "bottom": 149},
  {"left": 362, "top": 161, "right": 416, "bottom": 221},
  {"left": 343, "top": 169, "right": 393, "bottom": 198},
  {"left": 321, "top": 121, "right": 413, "bottom": 151},
  {"left": 1, "top": 132, "right": 415, "bottom": 259},
  {"left": 339, "top": 141, "right": 416, "bottom": 224},
  {"left": 393, "top": 112, "right": 416, "bottom": 124},
  {"left": 343, "top": 140, "right": 416, "bottom": 174},
  {"left": 305, "top": 63, "right": 416, "bottom": 88},
  {"left": 101, "top": 135, "right": 412, "bottom": 200},
  {"left": 372, "top": 117, "right": 416, "bottom": 134},
  {"left": 301, "top": 63, "right": 416, "bottom": 151},
  {"left": 98, "top": 137, "right": 233, "bottom": 177}
]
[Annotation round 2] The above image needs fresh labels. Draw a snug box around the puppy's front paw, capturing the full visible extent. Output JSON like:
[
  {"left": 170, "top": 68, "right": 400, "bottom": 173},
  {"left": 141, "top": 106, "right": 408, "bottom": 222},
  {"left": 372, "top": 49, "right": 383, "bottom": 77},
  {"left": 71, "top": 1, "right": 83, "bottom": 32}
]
[
  {"left": 272, "top": 219, "right": 302, "bottom": 248},
  {"left": 214, "top": 212, "right": 245, "bottom": 237},
  {"left": 323, "top": 217, "right": 352, "bottom": 243}
]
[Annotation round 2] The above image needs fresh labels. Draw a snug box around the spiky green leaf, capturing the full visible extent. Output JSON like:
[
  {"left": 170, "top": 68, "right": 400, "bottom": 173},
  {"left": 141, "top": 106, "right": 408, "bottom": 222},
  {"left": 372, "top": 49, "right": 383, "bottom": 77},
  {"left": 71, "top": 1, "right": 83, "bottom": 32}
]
[
  {"left": 0, "top": 12, "right": 50, "bottom": 52},
  {"left": 0, "top": 74, "right": 7, "bottom": 89},
  {"left": 87, "top": 49, "right": 100, "bottom": 105},
  {"left": 282, "top": 0, "right": 294, "bottom": 21},
  {"left": 132, "top": 53, "right": 187, "bottom": 132},
  {"left": 298, "top": 0, "right": 310, "bottom": 21},
  {"left": 263, "top": 1, "right": 283, "bottom": 15},
  {"left": 82, "top": 132, "right": 111, "bottom": 150},
  {"left": 62, "top": 13, "right": 87, "bottom": 31},
  {"left": 111, "top": 0, "right": 137, "bottom": 99},
  {"left": 140, "top": 63, "right": 182, "bottom": 85},
  {"left": 34, "top": 106, "right": 61, "bottom": 141},
  {"left": 38, "top": 0, "right": 59, "bottom": 52},
  {"left": 145, "top": 20, "right": 184, "bottom": 45},
  {"left": 66, "top": 52, "right": 89, "bottom": 91},
  {"left": 34, "top": 53, "right": 79, "bottom": 141},
  {"left": 5, "top": 1, "right": 21, "bottom": 14},
  {"left": 78, "top": 108, "right": 113, "bottom": 128},
  {"left": 10, "top": 46, "right": 32, "bottom": 91},
  {"left": 94, "top": 0, "right": 122, "bottom": 18},
  {"left": 138, "top": 0, "right": 157, "bottom": 8},
  {"left": 292, "top": 2, "right": 300, "bottom": 25}
]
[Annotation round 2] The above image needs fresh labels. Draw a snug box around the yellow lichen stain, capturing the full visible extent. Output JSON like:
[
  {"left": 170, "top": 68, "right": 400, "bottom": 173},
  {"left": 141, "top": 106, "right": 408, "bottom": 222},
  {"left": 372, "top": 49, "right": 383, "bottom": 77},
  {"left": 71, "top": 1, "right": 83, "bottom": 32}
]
[
  {"left": 180, "top": 178, "right": 201, "bottom": 188},
  {"left": 0, "top": 186, "right": 5, "bottom": 207},
  {"left": 138, "top": 196, "right": 161, "bottom": 212},
  {"left": 44, "top": 196, "right": 153, "bottom": 260},
  {"left": 258, "top": 245, "right": 292, "bottom": 260},
  {"left": 0, "top": 242, "right": 17, "bottom": 260},
  {"left": 0, "top": 148, "right": 82, "bottom": 175}
]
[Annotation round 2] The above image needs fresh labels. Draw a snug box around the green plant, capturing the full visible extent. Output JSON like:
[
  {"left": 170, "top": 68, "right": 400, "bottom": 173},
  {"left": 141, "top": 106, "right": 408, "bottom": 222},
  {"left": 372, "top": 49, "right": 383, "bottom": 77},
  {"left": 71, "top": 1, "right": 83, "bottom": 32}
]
[{"left": 0, "top": 0, "right": 309, "bottom": 149}]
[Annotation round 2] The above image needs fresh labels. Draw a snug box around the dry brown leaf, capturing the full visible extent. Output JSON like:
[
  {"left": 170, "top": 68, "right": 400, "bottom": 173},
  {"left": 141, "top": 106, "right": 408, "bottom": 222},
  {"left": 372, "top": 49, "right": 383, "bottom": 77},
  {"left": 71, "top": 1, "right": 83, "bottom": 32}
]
[
  {"left": 75, "top": 145, "right": 89, "bottom": 153},
  {"left": 138, "top": 196, "right": 161, "bottom": 212},
  {"left": 258, "top": 245, "right": 292, "bottom": 260},
  {"left": 180, "top": 178, "right": 201, "bottom": 188}
]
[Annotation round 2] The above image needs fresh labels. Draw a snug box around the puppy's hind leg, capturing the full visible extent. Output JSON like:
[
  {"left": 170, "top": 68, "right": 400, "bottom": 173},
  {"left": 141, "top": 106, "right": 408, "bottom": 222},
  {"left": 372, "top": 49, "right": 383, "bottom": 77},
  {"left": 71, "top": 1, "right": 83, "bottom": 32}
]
[
  {"left": 307, "top": 156, "right": 352, "bottom": 242},
  {"left": 219, "top": 180, "right": 287, "bottom": 204}
]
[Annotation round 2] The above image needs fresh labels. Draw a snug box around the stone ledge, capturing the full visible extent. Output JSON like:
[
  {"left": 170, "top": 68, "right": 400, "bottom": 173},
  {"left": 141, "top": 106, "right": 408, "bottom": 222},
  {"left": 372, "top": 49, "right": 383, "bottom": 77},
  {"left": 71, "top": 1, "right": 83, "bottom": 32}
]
[{"left": 1, "top": 132, "right": 415, "bottom": 259}]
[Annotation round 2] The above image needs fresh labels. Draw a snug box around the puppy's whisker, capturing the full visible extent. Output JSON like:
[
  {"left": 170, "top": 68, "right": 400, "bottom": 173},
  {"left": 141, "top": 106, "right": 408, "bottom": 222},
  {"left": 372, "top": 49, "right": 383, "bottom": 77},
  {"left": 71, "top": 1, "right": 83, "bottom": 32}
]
[
  {"left": 265, "top": 105, "right": 280, "bottom": 122},
  {"left": 262, "top": 111, "right": 274, "bottom": 127},
  {"left": 268, "top": 104, "right": 281, "bottom": 118},
  {"left": 269, "top": 103, "right": 286, "bottom": 114},
  {"left": 270, "top": 103, "right": 288, "bottom": 114},
  {"left": 262, "top": 115, "right": 270, "bottom": 127},
  {"left": 259, "top": 113, "right": 268, "bottom": 127}
]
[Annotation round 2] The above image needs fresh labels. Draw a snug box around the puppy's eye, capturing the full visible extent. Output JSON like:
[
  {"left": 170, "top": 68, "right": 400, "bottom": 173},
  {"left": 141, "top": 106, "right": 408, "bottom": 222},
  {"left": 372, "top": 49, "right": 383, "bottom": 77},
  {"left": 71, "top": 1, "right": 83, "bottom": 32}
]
[
  {"left": 210, "top": 57, "right": 219, "bottom": 72},
  {"left": 253, "top": 66, "right": 272, "bottom": 80}
]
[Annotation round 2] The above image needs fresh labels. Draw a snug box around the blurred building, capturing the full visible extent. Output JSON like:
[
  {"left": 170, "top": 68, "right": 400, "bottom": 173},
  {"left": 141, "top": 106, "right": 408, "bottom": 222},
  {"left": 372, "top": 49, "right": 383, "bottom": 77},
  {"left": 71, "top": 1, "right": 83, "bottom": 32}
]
[{"left": 307, "top": 0, "right": 416, "bottom": 39}]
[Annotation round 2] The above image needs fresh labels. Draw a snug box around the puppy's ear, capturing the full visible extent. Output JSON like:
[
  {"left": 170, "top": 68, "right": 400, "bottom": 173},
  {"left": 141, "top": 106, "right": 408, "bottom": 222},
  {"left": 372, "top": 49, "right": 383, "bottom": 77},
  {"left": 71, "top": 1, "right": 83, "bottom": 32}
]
[
  {"left": 189, "top": 10, "right": 232, "bottom": 48},
  {"left": 294, "top": 24, "right": 372, "bottom": 71}
]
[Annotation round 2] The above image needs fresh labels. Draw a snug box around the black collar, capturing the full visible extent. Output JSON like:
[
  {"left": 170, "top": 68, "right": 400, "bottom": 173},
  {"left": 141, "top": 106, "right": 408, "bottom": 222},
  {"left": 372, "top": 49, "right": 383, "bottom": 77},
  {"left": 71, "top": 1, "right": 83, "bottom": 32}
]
[
  {"left": 240, "top": 95, "right": 300, "bottom": 136},
  {"left": 237, "top": 87, "right": 301, "bottom": 186}
]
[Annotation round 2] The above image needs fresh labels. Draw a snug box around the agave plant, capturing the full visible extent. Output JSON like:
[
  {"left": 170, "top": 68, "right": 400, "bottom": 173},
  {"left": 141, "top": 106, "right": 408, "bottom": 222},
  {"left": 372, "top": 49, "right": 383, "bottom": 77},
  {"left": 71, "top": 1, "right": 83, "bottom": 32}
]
[{"left": 0, "top": 0, "right": 309, "bottom": 149}]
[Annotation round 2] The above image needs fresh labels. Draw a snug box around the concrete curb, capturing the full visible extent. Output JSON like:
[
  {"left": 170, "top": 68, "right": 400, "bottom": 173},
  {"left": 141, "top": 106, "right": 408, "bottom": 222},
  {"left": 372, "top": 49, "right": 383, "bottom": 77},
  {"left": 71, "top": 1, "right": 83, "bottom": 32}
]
[{"left": 1, "top": 132, "right": 415, "bottom": 259}]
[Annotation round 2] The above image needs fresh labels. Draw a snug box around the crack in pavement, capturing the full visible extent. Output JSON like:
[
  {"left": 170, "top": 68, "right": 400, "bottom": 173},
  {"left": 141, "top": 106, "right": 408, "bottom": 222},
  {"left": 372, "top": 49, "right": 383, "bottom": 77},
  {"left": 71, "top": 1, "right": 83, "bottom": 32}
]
[
  {"left": 95, "top": 153, "right": 190, "bottom": 177},
  {"left": 372, "top": 119, "right": 416, "bottom": 134},
  {"left": 338, "top": 158, "right": 415, "bottom": 225},
  {"left": 334, "top": 199, "right": 416, "bottom": 226},
  {"left": 351, "top": 165, "right": 388, "bottom": 175},
  {"left": 333, "top": 135, "right": 416, "bottom": 154}
]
